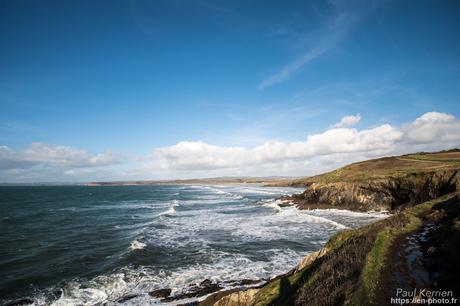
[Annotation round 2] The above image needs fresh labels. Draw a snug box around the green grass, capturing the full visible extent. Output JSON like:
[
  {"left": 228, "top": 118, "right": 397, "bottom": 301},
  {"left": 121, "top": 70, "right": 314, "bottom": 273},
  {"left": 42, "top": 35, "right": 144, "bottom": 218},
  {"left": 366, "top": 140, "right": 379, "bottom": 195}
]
[
  {"left": 348, "top": 194, "right": 454, "bottom": 305},
  {"left": 251, "top": 260, "right": 319, "bottom": 306},
  {"left": 349, "top": 218, "right": 420, "bottom": 305}
]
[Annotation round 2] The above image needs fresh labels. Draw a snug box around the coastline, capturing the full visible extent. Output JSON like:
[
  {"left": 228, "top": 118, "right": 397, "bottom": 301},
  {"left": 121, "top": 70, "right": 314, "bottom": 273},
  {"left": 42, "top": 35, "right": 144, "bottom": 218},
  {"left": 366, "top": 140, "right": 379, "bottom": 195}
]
[
  {"left": 196, "top": 151, "right": 460, "bottom": 305},
  {"left": 2, "top": 150, "right": 459, "bottom": 306},
  {"left": 201, "top": 192, "right": 460, "bottom": 306}
]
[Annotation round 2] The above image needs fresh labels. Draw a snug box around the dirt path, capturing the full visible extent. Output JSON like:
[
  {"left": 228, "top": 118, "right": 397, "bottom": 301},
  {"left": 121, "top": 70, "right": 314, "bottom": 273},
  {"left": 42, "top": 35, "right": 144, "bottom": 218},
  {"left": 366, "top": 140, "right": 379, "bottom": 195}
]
[
  {"left": 377, "top": 223, "right": 436, "bottom": 305},
  {"left": 377, "top": 195, "right": 460, "bottom": 305}
]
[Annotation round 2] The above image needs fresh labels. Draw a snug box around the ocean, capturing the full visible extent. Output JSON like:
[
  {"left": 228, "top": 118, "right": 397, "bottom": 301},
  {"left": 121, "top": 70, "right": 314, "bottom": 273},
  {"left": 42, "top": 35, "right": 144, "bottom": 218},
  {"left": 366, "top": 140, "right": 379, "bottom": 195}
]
[{"left": 0, "top": 185, "right": 387, "bottom": 305}]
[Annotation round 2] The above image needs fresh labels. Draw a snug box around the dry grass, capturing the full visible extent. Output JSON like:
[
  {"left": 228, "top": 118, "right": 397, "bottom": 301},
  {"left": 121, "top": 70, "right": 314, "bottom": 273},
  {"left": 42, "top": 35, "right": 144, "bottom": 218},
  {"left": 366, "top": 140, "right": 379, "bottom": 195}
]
[
  {"left": 277, "top": 150, "right": 460, "bottom": 186},
  {"left": 295, "top": 214, "right": 408, "bottom": 306}
]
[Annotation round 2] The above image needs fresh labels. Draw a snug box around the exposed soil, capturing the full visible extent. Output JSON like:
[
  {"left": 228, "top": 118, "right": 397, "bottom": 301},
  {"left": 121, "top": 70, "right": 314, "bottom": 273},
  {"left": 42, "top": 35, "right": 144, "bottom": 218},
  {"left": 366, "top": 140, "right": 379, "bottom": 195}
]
[{"left": 377, "top": 194, "right": 460, "bottom": 305}]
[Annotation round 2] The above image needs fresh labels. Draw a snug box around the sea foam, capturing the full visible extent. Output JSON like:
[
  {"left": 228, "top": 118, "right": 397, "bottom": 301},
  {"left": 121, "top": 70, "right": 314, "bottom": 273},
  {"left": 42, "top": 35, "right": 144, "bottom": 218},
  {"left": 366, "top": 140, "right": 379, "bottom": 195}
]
[
  {"left": 158, "top": 200, "right": 180, "bottom": 217},
  {"left": 129, "top": 240, "right": 146, "bottom": 251}
]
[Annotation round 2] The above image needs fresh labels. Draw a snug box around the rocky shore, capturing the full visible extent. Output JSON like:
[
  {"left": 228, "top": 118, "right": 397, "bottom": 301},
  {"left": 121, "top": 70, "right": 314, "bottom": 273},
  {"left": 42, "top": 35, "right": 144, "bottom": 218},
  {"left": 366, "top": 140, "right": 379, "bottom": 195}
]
[{"left": 285, "top": 169, "right": 459, "bottom": 212}]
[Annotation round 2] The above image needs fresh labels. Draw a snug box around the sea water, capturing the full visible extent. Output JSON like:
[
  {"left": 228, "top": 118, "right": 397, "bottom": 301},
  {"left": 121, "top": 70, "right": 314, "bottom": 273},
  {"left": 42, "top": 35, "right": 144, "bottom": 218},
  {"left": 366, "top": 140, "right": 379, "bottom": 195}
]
[{"left": 0, "top": 185, "right": 387, "bottom": 305}]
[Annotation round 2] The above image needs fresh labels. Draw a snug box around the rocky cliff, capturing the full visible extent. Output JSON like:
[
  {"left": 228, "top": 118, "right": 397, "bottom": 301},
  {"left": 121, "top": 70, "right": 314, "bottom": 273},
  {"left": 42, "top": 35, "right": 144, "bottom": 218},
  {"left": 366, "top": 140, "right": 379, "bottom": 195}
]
[
  {"left": 281, "top": 151, "right": 460, "bottom": 212},
  {"left": 289, "top": 169, "right": 459, "bottom": 211}
]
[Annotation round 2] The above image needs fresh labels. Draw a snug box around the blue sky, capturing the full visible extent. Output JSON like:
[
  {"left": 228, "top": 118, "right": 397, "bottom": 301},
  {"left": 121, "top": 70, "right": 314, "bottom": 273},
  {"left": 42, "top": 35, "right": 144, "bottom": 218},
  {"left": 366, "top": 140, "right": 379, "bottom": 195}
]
[{"left": 1, "top": 0, "right": 460, "bottom": 182}]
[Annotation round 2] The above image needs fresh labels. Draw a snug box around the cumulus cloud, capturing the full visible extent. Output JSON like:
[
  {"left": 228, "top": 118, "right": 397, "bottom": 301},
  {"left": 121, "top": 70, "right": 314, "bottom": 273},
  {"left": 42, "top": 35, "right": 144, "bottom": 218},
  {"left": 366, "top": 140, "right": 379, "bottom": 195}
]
[
  {"left": 153, "top": 141, "right": 247, "bottom": 171},
  {"left": 332, "top": 114, "right": 361, "bottom": 128},
  {"left": 403, "top": 112, "right": 460, "bottom": 144},
  {"left": 2, "top": 111, "right": 460, "bottom": 182},
  {"left": 149, "top": 112, "right": 460, "bottom": 172},
  {"left": 0, "top": 142, "right": 120, "bottom": 171}
]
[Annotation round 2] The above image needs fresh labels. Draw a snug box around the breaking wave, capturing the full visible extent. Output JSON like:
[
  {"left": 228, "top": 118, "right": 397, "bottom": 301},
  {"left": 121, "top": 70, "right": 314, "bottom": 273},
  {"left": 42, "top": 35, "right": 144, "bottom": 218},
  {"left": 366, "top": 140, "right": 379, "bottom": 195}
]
[
  {"left": 158, "top": 200, "right": 180, "bottom": 216},
  {"left": 129, "top": 240, "right": 146, "bottom": 251}
]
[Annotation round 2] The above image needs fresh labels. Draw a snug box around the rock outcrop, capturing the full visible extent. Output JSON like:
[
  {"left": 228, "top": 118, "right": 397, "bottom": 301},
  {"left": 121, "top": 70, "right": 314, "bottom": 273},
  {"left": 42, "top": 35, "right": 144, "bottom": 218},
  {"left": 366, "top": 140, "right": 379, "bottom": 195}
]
[
  {"left": 212, "top": 289, "right": 259, "bottom": 306},
  {"left": 289, "top": 169, "right": 459, "bottom": 211}
]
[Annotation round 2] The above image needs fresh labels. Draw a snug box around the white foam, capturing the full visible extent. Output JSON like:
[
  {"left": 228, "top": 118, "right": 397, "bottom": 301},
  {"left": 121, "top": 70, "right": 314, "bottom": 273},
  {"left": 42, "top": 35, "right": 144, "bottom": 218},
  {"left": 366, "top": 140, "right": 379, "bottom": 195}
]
[
  {"left": 51, "top": 248, "right": 306, "bottom": 306},
  {"left": 261, "top": 200, "right": 283, "bottom": 212},
  {"left": 129, "top": 240, "right": 146, "bottom": 251},
  {"left": 299, "top": 213, "right": 348, "bottom": 229},
  {"left": 147, "top": 199, "right": 355, "bottom": 247},
  {"left": 158, "top": 201, "right": 180, "bottom": 217},
  {"left": 305, "top": 208, "right": 389, "bottom": 228},
  {"left": 310, "top": 208, "right": 390, "bottom": 218},
  {"left": 53, "top": 287, "right": 109, "bottom": 306}
]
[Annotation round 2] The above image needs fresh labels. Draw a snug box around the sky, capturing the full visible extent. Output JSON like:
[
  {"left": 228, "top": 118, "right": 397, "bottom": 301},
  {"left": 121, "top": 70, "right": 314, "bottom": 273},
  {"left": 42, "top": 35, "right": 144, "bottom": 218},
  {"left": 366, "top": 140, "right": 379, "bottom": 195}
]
[{"left": 1, "top": 0, "right": 460, "bottom": 182}]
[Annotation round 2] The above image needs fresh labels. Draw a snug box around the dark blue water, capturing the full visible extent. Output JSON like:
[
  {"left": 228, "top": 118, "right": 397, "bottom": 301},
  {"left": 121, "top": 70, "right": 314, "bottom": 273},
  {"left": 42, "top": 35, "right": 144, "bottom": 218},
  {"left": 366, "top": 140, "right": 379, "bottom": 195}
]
[{"left": 0, "top": 185, "right": 386, "bottom": 305}]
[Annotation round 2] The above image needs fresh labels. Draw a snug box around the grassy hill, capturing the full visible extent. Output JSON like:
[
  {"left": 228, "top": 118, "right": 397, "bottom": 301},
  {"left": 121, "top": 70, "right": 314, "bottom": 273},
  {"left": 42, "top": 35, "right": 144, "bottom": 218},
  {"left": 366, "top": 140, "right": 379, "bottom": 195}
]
[{"left": 276, "top": 149, "right": 460, "bottom": 186}]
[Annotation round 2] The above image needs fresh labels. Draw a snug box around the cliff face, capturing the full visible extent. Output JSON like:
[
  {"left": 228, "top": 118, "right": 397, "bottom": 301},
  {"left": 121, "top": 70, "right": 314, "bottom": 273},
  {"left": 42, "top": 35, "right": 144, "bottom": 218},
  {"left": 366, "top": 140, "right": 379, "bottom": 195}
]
[{"left": 290, "top": 169, "right": 460, "bottom": 211}]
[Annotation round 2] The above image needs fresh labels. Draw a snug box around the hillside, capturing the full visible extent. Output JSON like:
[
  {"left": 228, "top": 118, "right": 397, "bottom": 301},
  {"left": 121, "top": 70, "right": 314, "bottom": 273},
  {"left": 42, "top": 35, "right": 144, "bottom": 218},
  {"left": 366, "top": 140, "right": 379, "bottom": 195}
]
[
  {"left": 279, "top": 149, "right": 460, "bottom": 186},
  {"left": 85, "top": 176, "right": 295, "bottom": 186},
  {"left": 278, "top": 150, "right": 460, "bottom": 212}
]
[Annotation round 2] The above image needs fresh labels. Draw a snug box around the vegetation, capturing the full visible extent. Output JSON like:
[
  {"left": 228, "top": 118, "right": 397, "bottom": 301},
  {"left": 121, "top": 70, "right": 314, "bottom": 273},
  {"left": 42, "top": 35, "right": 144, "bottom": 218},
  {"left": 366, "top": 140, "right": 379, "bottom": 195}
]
[
  {"left": 349, "top": 195, "right": 448, "bottom": 305},
  {"left": 274, "top": 150, "right": 460, "bottom": 186}
]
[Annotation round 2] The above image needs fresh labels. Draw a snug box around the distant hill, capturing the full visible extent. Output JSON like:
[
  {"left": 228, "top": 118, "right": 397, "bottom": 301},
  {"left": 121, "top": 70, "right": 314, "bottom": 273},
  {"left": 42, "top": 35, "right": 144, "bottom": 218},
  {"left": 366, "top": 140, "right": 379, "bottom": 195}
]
[{"left": 84, "top": 176, "right": 298, "bottom": 186}]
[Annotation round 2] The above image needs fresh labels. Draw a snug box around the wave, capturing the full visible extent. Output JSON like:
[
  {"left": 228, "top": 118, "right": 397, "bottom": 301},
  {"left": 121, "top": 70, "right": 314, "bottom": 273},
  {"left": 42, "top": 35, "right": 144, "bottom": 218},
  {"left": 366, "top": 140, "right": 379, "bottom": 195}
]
[
  {"left": 310, "top": 208, "right": 390, "bottom": 218},
  {"left": 300, "top": 213, "right": 348, "bottom": 229},
  {"left": 129, "top": 240, "right": 146, "bottom": 251},
  {"left": 158, "top": 200, "right": 180, "bottom": 217},
  {"left": 197, "top": 186, "right": 246, "bottom": 201},
  {"left": 261, "top": 200, "right": 283, "bottom": 212},
  {"left": 260, "top": 200, "right": 348, "bottom": 228}
]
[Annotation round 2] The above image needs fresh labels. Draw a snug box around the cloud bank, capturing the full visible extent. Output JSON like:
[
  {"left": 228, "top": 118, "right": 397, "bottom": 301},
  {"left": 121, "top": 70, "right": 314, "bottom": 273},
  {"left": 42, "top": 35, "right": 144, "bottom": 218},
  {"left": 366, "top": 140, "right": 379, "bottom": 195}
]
[
  {"left": 1, "top": 112, "right": 460, "bottom": 182},
  {"left": 0, "top": 142, "right": 120, "bottom": 171},
  {"left": 150, "top": 112, "right": 460, "bottom": 172}
]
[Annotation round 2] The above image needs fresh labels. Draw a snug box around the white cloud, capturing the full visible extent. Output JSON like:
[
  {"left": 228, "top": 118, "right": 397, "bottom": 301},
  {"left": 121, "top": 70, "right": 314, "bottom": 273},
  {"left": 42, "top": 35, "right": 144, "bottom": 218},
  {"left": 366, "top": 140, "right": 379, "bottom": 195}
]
[
  {"left": 152, "top": 141, "right": 247, "bottom": 171},
  {"left": 0, "top": 146, "right": 36, "bottom": 170},
  {"left": 0, "top": 142, "right": 120, "bottom": 171},
  {"left": 403, "top": 112, "right": 460, "bottom": 144},
  {"left": 258, "top": 44, "right": 333, "bottom": 90},
  {"left": 149, "top": 112, "right": 460, "bottom": 173},
  {"left": 332, "top": 114, "right": 361, "bottom": 128},
  {"left": 2, "top": 111, "right": 460, "bottom": 182}
]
